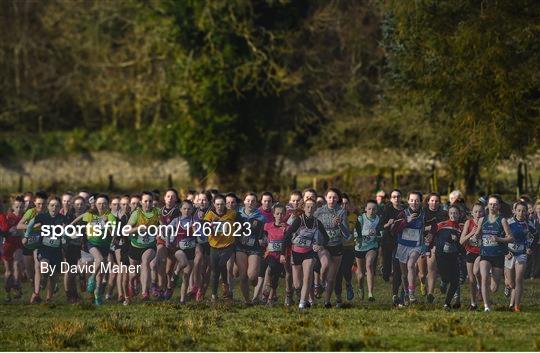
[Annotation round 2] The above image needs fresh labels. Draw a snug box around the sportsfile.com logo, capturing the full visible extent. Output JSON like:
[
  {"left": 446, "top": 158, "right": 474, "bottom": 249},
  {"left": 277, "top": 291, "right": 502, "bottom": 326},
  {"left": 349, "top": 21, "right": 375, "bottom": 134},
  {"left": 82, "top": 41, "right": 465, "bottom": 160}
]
[{"left": 39, "top": 221, "right": 253, "bottom": 240}]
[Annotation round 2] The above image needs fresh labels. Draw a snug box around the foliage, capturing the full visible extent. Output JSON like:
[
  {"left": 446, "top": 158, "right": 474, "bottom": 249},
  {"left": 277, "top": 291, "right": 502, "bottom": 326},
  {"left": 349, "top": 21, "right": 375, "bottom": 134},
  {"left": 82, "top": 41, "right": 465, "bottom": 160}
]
[{"left": 380, "top": 0, "right": 540, "bottom": 192}]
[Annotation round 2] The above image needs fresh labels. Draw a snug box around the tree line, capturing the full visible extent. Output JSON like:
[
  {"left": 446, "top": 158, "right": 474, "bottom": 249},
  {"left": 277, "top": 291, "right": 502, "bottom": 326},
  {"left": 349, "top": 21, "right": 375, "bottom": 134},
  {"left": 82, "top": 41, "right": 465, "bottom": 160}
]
[{"left": 0, "top": 0, "right": 538, "bottom": 193}]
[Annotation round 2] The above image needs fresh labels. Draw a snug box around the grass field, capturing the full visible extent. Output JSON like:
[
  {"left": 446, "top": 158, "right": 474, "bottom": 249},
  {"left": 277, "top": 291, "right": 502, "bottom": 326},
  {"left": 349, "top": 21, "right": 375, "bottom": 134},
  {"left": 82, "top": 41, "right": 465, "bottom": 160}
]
[{"left": 2, "top": 273, "right": 540, "bottom": 351}]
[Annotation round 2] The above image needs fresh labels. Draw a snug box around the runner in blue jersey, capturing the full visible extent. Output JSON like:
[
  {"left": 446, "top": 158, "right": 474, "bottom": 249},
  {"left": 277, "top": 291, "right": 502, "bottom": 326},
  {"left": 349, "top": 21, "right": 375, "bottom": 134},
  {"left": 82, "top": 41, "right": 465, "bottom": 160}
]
[
  {"left": 392, "top": 191, "right": 426, "bottom": 304},
  {"left": 472, "top": 195, "right": 514, "bottom": 312},
  {"left": 236, "top": 192, "right": 266, "bottom": 305},
  {"left": 504, "top": 201, "right": 537, "bottom": 311}
]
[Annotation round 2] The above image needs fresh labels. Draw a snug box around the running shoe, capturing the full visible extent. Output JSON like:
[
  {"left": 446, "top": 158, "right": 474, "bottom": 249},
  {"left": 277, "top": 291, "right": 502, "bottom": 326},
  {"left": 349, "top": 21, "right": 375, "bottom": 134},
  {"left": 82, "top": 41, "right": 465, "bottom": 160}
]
[
  {"left": 163, "top": 288, "right": 173, "bottom": 300},
  {"left": 13, "top": 286, "right": 22, "bottom": 299},
  {"left": 514, "top": 306, "right": 521, "bottom": 312},
  {"left": 427, "top": 293, "right": 435, "bottom": 304},
  {"left": 196, "top": 288, "right": 204, "bottom": 302},
  {"left": 368, "top": 295, "right": 375, "bottom": 302},
  {"left": 324, "top": 301, "right": 332, "bottom": 309},
  {"left": 284, "top": 292, "right": 293, "bottom": 307},
  {"left": 141, "top": 292, "right": 150, "bottom": 302},
  {"left": 346, "top": 283, "right": 354, "bottom": 301},
  {"left": 358, "top": 287, "right": 365, "bottom": 300},
  {"left": 468, "top": 304, "right": 478, "bottom": 311},
  {"left": 314, "top": 284, "right": 322, "bottom": 299},
  {"left": 484, "top": 307, "right": 491, "bottom": 312},
  {"left": 336, "top": 300, "right": 343, "bottom": 308},
  {"left": 151, "top": 283, "right": 160, "bottom": 297},
  {"left": 408, "top": 292, "right": 417, "bottom": 304},
  {"left": 30, "top": 293, "right": 41, "bottom": 304},
  {"left": 298, "top": 300, "right": 307, "bottom": 310},
  {"left": 392, "top": 295, "right": 400, "bottom": 307},
  {"left": 443, "top": 304, "right": 451, "bottom": 311},
  {"left": 94, "top": 295, "right": 103, "bottom": 305},
  {"left": 86, "top": 276, "right": 95, "bottom": 294}
]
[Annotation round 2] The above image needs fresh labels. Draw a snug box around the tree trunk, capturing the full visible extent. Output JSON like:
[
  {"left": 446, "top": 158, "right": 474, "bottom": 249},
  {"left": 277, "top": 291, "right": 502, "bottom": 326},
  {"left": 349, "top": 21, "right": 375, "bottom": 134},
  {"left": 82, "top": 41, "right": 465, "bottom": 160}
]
[{"left": 464, "top": 158, "right": 479, "bottom": 195}]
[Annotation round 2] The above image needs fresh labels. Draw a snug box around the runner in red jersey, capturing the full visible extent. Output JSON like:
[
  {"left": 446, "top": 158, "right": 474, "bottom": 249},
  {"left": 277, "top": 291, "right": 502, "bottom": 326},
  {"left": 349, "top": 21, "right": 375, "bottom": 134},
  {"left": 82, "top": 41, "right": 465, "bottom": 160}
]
[
  {"left": 460, "top": 202, "right": 484, "bottom": 310},
  {"left": 2, "top": 196, "right": 25, "bottom": 301}
]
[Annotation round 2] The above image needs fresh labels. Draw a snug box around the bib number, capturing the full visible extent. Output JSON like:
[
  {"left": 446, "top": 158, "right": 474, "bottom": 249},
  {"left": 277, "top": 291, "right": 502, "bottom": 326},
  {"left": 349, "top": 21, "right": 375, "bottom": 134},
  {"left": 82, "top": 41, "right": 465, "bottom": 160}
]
[
  {"left": 508, "top": 243, "right": 524, "bottom": 252},
  {"left": 179, "top": 238, "right": 196, "bottom": 250},
  {"left": 44, "top": 236, "right": 62, "bottom": 247},
  {"left": 468, "top": 236, "right": 479, "bottom": 247},
  {"left": 137, "top": 233, "right": 151, "bottom": 245},
  {"left": 402, "top": 228, "right": 421, "bottom": 242},
  {"left": 327, "top": 229, "right": 341, "bottom": 241},
  {"left": 27, "top": 234, "right": 40, "bottom": 245},
  {"left": 443, "top": 242, "right": 452, "bottom": 253},
  {"left": 482, "top": 236, "right": 497, "bottom": 247},
  {"left": 267, "top": 241, "right": 283, "bottom": 252},
  {"left": 293, "top": 236, "right": 312, "bottom": 248},
  {"left": 242, "top": 237, "right": 256, "bottom": 247}
]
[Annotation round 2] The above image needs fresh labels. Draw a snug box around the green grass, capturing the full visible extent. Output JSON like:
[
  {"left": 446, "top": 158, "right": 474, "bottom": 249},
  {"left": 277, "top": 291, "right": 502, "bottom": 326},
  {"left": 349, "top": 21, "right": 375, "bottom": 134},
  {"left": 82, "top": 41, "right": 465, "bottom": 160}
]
[{"left": 1, "top": 276, "right": 540, "bottom": 351}]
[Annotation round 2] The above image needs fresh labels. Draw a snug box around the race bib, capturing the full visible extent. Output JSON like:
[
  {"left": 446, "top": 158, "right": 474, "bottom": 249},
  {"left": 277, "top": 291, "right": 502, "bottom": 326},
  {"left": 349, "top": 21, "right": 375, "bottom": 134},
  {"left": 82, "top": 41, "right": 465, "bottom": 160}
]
[
  {"left": 179, "top": 238, "right": 196, "bottom": 250},
  {"left": 137, "top": 233, "right": 151, "bottom": 244},
  {"left": 443, "top": 242, "right": 452, "bottom": 253},
  {"left": 43, "top": 236, "right": 62, "bottom": 248},
  {"left": 402, "top": 228, "right": 421, "bottom": 242},
  {"left": 27, "top": 234, "right": 40, "bottom": 245},
  {"left": 293, "top": 236, "right": 312, "bottom": 248},
  {"left": 468, "top": 236, "right": 479, "bottom": 247},
  {"left": 242, "top": 237, "right": 256, "bottom": 247},
  {"left": 508, "top": 243, "right": 524, "bottom": 252},
  {"left": 482, "top": 236, "right": 497, "bottom": 247},
  {"left": 362, "top": 234, "right": 373, "bottom": 243},
  {"left": 267, "top": 241, "right": 283, "bottom": 252}
]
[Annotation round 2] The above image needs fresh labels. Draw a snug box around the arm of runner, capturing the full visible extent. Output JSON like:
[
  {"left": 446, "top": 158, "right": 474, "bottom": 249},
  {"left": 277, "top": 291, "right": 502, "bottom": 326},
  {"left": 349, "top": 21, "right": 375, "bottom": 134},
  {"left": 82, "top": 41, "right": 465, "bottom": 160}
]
[
  {"left": 459, "top": 219, "right": 472, "bottom": 245},
  {"left": 126, "top": 209, "right": 142, "bottom": 234},
  {"left": 316, "top": 219, "right": 329, "bottom": 246},
  {"left": 391, "top": 211, "right": 408, "bottom": 234},
  {"left": 16, "top": 214, "right": 29, "bottom": 231},
  {"left": 354, "top": 216, "right": 362, "bottom": 246},
  {"left": 283, "top": 217, "right": 301, "bottom": 246},
  {"left": 472, "top": 217, "right": 484, "bottom": 238},
  {"left": 24, "top": 218, "right": 37, "bottom": 237},
  {"left": 498, "top": 218, "right": 514, "bottom": 244},
  {"left": 339, "top": 209, "right": 351, "bottom": 240}
]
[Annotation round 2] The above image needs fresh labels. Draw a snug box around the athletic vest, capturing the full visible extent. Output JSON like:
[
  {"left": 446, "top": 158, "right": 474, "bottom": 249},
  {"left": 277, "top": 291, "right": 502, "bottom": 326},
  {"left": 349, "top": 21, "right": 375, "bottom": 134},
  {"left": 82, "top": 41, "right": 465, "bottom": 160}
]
[
  {"left": 292, "top": 215, "right": 321, "bottom": 253},
  {"left": 507, "top": 217, "right": 534, "bottom": 255},
  {"left": 130, "top": 208, "right": 160, "bottom": 249},
  {"left": 433, "top": 220, "right": 461, "bottom": 254},
  {"left": 397, "top": 209, "right": 425, "bottom": 247},
  {"left": 480, "top": 215, "right": 506, "bottom": 256},
  {"left": 355, "top": 214, "right": 380, "bottom": 252},
  {"left": 314, "top": 205, "right": 348, "bottom": 247}
]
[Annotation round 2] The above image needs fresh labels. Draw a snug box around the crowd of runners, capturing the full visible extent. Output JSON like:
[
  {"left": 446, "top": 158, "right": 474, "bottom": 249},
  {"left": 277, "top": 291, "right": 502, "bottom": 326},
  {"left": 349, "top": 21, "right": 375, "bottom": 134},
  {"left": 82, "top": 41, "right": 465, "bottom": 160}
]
[{"left": 1, "top": 187, "right": 539, "bottom": 312}]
